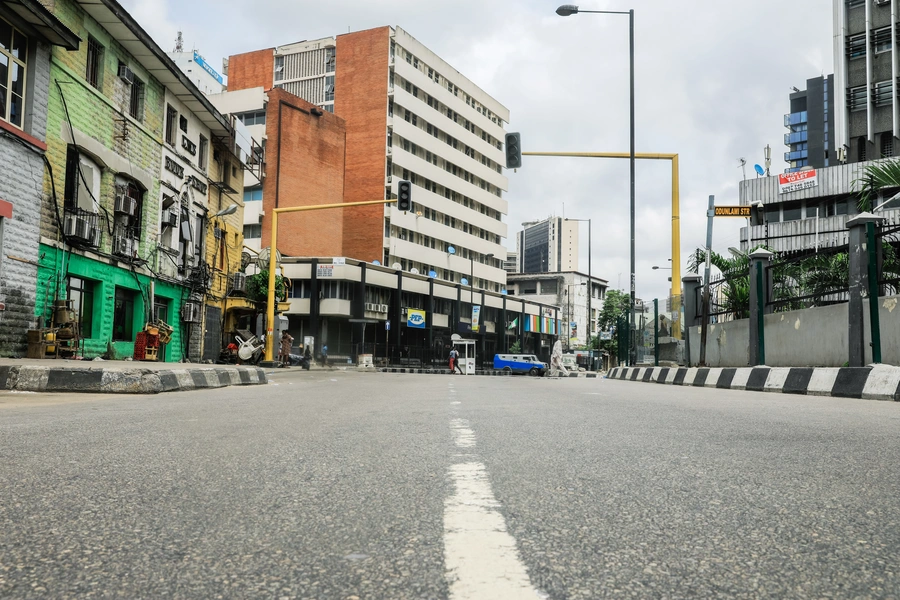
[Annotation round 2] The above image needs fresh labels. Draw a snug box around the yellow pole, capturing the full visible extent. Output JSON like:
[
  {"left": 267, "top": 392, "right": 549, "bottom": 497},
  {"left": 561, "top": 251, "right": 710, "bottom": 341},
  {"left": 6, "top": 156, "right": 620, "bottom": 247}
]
[
  {"left": 521, "top": 150, "right": 682, "bottom": 338},
  {"left": 671, "top": 154, "right": 682, "bottom": 340},
  {"left": 263, "top": 198, "right": 397, "bottom": 362}
]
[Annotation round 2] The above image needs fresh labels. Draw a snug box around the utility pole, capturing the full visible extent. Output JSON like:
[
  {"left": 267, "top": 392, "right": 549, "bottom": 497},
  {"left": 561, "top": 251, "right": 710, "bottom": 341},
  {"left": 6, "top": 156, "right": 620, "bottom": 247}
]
[{"left": 699, "top": 194, "right": 714, "bottom": 366}]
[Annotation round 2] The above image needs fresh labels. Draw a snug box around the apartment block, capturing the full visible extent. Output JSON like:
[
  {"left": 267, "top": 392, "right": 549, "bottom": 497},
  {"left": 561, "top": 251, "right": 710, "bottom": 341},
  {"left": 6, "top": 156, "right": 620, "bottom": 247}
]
[{"left": 227, "top": 26, "right": 511, "bottom": 292}]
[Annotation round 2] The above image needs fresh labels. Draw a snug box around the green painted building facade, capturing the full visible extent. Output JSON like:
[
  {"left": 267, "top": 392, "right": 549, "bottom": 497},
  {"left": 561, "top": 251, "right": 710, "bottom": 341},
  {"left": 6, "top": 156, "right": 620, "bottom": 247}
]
[{"left": 34, "top": 0, "right": 188, "bottom": 360}]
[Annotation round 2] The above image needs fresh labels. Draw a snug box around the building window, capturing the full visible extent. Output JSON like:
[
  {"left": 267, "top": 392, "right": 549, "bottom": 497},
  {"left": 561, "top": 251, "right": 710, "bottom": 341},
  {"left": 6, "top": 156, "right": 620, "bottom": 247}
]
[
  {"left": 67, "top": 277, "right": 95, "bottom": 338},
  {"left": 129, "top": 78, "right": 145, "bottom": 121},
  {"left": 874, "top": 80, "right": 893, "bottom": 107},
  {"left": 238, "top": 110, "right": 266, "bottom": 126},
  {"left": 198, "top": 135, "right": 208, "bottom": 171},
  {"left": 64, "top": 147, "right": 100, "bottom": 212},
  {"left": 179, "top": 115, "right": 188, "bottom": 133},
  {"left": 325, "top": 47, "right": 335, "bottom": 72},
  {"left": 0, "top": 16, "right": 28, "bottom": 128},
  {"left": 859, "top": 136, "right": 867, "bottom": 161},
  {"left": 243, "top": 223, "right": 261, "bottom": 239},
  {"left": 165, "top": 104, "right": 177, "bottom": 145},
  {"left": 882, "top": 133, "right": 893, "bottom": 158},
  {"left": 847, "top": 85, "right": 867, "bottom": 112},
  {"left": 325, "top": 74, "right": 334, "bottom": 102},
  {"left": 243, "top": 187, "right": 263, "bottom": 202},
  {"left": 113, "top": 287, "right": 136, "bottom": 341},
  {"left": 873, "top": 26, "right": 892, "bottom": 53},
  {"left": 274, "top": 55, "right": 284, "bottom": 81},
  {"left": 86, "top": 37, "right": 103, "bottom": 90},
  {"left": 847, "top": 33, "right": 866, "bottom": 59}
]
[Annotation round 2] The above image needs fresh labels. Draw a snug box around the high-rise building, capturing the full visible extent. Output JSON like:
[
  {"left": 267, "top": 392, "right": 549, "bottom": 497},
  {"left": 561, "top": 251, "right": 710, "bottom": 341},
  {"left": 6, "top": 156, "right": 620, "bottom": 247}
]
[
  {"left": 785, "top": 75, "right": 835, "bottom": 173},
  {"left": 834, "top": 0, "right": 899, "bottom": 163},
  {"left": 515, "top": 217, "right": 579, "bottom": 274},
  {"left": 226, "top": 26, "right": 510, "bottom": 292}
]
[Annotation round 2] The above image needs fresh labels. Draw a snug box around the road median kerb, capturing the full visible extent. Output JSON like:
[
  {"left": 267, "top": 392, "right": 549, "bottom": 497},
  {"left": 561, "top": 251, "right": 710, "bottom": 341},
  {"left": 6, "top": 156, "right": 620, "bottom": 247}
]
[
  {"left": 607, "top": 366, "right": 900, "bottom": 401},
  {"left": 376, "top": 368, "right": 599, "bottom": 378},
  {"left": 0, "top": 365, "right": 268, "bottom": 394}
]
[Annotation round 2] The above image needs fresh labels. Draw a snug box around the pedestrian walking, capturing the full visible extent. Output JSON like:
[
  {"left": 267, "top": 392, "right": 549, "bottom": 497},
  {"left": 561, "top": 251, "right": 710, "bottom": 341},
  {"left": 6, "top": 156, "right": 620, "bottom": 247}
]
[
  {"left": 449, "top": 347, "right": 463, "bottom": 374},
  {"left": 280, "top": 331, "right": 294, "bottom": 367},
  {"left": 321, "top": 343, "right": 328, "bottom": 367}
]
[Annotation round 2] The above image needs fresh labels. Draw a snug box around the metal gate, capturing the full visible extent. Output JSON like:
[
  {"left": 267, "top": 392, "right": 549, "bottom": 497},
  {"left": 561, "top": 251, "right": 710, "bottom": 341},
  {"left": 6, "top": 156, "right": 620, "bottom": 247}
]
[{"left": 202, "top": 305, "right": 222, "bottom": 362}]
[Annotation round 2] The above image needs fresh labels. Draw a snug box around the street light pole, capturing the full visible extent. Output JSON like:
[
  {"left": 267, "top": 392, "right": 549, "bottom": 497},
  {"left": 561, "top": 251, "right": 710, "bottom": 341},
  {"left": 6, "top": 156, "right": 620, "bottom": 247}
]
[
  {"left": 565, "top": 217, "right": 592, "bottom": 365},
  {"left": 557, "top": 4, "right": 635, "bottom": 365}
]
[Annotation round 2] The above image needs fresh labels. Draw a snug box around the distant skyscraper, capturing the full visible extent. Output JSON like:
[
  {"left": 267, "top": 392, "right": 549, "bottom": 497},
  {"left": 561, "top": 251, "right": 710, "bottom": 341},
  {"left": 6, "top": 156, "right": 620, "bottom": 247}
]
[
  {"left": 515, "top": 217, "right": 578, "bottom": 274},
  {"left": 785, "top": 75, "right": 835, "bottom": 173}
]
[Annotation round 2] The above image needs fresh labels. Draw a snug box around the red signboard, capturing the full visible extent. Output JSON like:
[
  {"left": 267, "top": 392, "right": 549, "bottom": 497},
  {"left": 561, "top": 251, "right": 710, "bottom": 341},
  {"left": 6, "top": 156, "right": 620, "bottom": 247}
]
[{"left": 778, "top": 169, "right": 818, "bottom": 194}]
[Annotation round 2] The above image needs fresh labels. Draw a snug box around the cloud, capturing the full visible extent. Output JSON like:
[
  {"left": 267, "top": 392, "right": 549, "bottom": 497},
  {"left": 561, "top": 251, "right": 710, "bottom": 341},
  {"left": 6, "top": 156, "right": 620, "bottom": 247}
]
[{"left": 120, "top": 0, "right": 833, "bottom": 303}]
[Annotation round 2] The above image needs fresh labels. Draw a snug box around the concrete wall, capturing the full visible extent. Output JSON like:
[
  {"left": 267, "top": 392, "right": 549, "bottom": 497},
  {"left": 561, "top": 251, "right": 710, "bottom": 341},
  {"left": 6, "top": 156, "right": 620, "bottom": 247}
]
[{"left": 688, "top": 294, "right": 900, "bottom": 367}]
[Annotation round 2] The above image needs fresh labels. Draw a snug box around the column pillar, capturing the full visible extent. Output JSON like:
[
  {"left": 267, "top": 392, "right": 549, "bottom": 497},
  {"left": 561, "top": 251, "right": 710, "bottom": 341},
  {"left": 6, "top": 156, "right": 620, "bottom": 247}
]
[
  {"left": 681, "top": 274, "right": 701, "bottom": 367},
  {"left": 847, "top": 212, "right": 884, "bottom": 367},
  {"left": 748, "top": 248, "right": 774, "bottom": 366}
]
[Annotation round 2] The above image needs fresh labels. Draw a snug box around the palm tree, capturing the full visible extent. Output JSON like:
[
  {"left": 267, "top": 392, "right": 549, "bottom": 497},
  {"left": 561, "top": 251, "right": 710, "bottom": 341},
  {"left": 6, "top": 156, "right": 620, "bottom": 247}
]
[
  {"left": 687, "top": 249, "right": 751, "bottom": 320},
  {"left": 855, "top": 159, "right": 900, "bottom": 212}
]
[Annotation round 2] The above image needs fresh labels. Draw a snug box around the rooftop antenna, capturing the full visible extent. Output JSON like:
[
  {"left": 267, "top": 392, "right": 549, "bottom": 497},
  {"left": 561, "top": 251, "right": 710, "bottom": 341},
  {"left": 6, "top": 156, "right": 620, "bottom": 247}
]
[
  {"left": 764, "top": 145, "right": 772, "bottom": 176},
  {"left": 174, "top": 30, "right": 183, "bottom": 53},
  {"left": 738, "top": 157, "right": 747, "bottom": 181}
]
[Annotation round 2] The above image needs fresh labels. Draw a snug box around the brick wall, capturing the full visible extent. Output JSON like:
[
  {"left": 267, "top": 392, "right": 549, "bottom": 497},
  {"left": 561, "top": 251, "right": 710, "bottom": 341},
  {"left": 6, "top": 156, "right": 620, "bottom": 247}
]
[
  {"left": 335, "top": 27, "right": 391, "bottom": 262},
  {"left": 227, "top": 48, "right": 274, "bottom": 92},
  {"left": 0, "top": 38, "right": 53, "bottom": 355},
  {"left": 261, "top": 88, "right": 346, "bottom": 257}
]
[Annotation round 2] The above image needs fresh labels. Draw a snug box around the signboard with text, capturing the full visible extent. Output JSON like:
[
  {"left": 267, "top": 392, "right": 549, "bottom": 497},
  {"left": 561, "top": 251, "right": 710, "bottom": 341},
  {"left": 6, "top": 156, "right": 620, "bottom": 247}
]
[
  {"left": 406, "top": 309, "right": 426, "bottom": 329},
  {"left": 778, "top": 169, "right": 818, "bottom": 194},
  {"left": 316, "top": 264, "right": 334, "bottom": 278},
  {"left": 714, "top": 206, "right": 752, "bottom": 217}
]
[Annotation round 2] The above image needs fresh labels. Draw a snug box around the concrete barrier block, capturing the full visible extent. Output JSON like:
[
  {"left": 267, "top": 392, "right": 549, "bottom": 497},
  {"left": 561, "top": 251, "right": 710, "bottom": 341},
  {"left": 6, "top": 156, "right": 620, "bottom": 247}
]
[
  {"left": 807, "top": 368, "right": 840, "bottom": 396},
  {"left": 763, "top": 368, "right": 792, "bottom": 393},
  {"left": 861, "top": 365, "right": 900, "bottom": 401},
  {"left": 15, "top": 366, "right": 50, "bottom": 392}
]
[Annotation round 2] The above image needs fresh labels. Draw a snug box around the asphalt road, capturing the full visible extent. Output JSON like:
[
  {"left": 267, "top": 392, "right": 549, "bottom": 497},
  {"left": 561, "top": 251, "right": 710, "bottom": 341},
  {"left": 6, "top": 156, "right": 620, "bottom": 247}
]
[{"left": 1, "top": 370, "right": 899, "bottom": 599}]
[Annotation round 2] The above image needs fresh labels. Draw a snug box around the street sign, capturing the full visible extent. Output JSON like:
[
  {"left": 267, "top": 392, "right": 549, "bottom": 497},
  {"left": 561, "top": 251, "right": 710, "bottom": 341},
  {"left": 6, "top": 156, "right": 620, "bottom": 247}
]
[
  {"left": 714, "top": 206, "right": 751, "bottom": 217},
  {"left": 385, "top": 320, "right": 390, "bottom": 331}
]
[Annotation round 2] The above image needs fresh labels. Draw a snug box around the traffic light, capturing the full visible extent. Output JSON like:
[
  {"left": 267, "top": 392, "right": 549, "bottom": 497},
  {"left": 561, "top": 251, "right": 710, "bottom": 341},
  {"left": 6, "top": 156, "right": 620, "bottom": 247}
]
[
  {"left": 505, "top": 132, "right": 522, "bottom": 169},
  {"left": 397, "top": 179, "right": 412, "bottom": 212}
]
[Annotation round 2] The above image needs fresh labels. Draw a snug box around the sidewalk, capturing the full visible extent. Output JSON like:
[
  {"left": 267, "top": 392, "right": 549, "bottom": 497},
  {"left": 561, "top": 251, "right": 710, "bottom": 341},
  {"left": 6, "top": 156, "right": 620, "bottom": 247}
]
[{"left": 0, "top": 358, "right": 267, "bottom": 394}]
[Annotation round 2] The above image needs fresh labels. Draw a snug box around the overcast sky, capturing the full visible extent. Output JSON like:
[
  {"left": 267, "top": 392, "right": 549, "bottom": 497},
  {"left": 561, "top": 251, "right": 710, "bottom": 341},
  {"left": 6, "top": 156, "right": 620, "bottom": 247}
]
[{"left": 122, "top": 0, "right": 833, "bottom": 302}]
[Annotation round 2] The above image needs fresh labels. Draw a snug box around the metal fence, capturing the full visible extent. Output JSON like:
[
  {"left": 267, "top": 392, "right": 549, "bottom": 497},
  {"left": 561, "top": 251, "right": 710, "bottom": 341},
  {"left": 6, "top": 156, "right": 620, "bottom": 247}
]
[
  {"left": 765, "top": 243, "right": 851, "bottom": 313},
  {"left": 877, "top": 223, "right": 900, "bottom": 296}
]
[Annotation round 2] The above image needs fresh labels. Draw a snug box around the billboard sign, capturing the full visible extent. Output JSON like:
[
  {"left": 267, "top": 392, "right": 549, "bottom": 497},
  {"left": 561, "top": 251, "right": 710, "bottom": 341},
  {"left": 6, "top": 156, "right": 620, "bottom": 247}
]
[
  {"left": 193, "top": 51, "right": 225, "bottom": 85},
  {"left": 778, "top": 169, "right": 818, "bottom": 194},
  {"left": 406, "top": 309, "right": 426, "bottom": 329}
]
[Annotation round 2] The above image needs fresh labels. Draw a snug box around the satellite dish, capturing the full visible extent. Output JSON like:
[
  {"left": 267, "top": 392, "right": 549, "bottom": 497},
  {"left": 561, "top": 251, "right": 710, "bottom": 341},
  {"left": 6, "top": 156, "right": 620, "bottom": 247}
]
[
  {"left": 447, "top": 246, "right": 456, "bottom": 255},
  {"left": 409, "top": 268, "right": 419, "bottom": 274},
  {"left": 391, "top": 262, "right": 402, "bottom": 270},
  {"left": 754, "top": 164, "right": 765, "bottom": 176},
  {"left": 372, "top": 260, "right": 381, "bottom": 265},
  {"left": 428, "top": 270, "right": 437, "bottom": 278},
  {"left": 460, "top": 277, "right": 469, "bottom": 285},
  {"left": 240, "top": 251, "right": 252, "bottom": 271},
  {"left": 257, "top": 247, "right": 282, "bottom": 269}
]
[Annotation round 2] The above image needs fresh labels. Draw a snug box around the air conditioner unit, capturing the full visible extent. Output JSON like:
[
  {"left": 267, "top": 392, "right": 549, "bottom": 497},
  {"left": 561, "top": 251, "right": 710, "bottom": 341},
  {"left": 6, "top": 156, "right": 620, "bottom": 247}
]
[
  {"left": 231, "top": 272, "right": 247, "bottom": 294},
  {"left": 181, "top": 301, "right": 202, "bottom": 323},
  {"left": 118, "top": 64, "right": 135, "bottom": 84},
  {"left": 114, "top": 193, "right": 136, "bottom": 216},
  {"left": 112, "top": 236, "right": 135, "bottom": 257},
  {"left": 161, "top": 209, "right": 177, "bottom": 228},
  {"left": 378, "top": 304, "right": 389, "bottom": 313},
  {"left": 64, "top": 214, "right": 99, "bottom": 245},
  {"left": 365, "top": 302, "right": 377, "bottom": 312}
]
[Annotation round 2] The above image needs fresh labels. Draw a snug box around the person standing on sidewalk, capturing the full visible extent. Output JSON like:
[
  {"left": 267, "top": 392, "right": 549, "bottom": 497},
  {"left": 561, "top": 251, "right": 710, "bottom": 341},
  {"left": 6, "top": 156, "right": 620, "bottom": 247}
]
[
  {"left": 280, "top": 331, "right": 294, "bottom": 367},
  {"left": 321, "top": 343, "right": 328, "bottom": 367}
]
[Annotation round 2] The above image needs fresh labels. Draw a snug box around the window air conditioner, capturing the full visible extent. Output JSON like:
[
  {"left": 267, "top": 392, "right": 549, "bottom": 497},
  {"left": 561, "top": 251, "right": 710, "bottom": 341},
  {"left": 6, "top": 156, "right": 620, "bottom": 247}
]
[
  {"left": 114, "top": 193, "right": 136, "bottom": 215},
  {"left": 181, "top": 301, "right": 202, "bottom": 323},
  {"left": 378, "top": 304, "right": 389, "bottom": 313},
  {"left": 161, "top": 209, "right": 177, "bottom": 227},
  {"left": 365, "top": 302, "right": 377, "bottom": 312},
  {"left": 118, "top": 64, "right": 135, "bottom": 84},
  {"left": 231, "top": 272, "right": 247, "bottom": 294},
  {"left": 112, "top": 236, "right": 135, "bottom": 257}
]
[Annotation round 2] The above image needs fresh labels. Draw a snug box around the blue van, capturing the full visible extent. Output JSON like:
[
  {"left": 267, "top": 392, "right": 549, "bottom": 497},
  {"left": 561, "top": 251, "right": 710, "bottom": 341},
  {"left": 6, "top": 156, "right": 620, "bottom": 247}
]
[{"left": 493, "top": 354, "right": 548, "bottom": 377}]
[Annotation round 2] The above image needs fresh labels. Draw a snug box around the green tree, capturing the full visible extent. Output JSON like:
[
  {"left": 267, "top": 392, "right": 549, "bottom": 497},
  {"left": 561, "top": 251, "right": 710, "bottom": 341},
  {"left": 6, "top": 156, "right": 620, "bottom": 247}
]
[
  {"left": 687, "top": 248, "right": 752, "bottom": 320},
  {"left": 596, "top": 289, "right": 631, "bottom": 357},
  {"left": 246, "top": 270, "right": 288, "bottom": 304},
  {"left": 855, "top": 159, "right": 900, "bottom": 212}
]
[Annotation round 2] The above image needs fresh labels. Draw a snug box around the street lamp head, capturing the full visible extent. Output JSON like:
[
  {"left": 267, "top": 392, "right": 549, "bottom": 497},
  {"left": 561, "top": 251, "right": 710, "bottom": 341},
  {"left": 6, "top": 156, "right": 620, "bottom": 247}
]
[
  {"left": 214, "top": 204, "right": 238, "bottom": 217},
  {"left": 556, "top": 4, "right": 579, "bottom": 16}
]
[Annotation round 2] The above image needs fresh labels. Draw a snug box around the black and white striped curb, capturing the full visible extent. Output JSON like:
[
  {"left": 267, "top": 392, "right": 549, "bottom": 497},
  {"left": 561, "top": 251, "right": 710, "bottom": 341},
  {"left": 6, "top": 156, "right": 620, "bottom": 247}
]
[
  {"left": 607, "top": 366, "right": 900, "bottom": 401},
  {"left": 0, "top": 365, "right": 268, "bottom": 394},
  {"left": 377, "top": 367, "right": 599, "bottom": 378}
]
